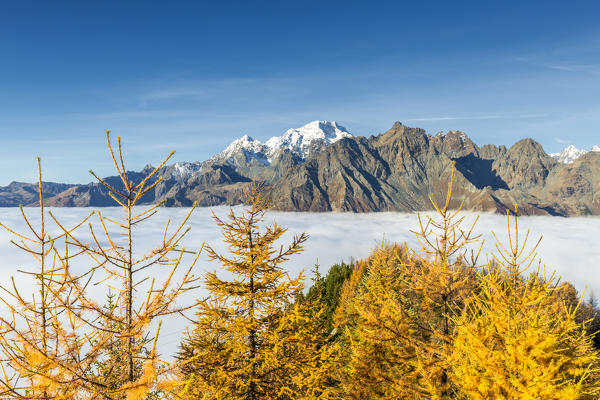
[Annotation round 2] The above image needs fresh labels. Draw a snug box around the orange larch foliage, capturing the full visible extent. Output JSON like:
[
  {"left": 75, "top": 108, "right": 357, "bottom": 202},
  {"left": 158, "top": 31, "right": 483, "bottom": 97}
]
[
  {"left": 335, "top": 164, "right": 481, "bottom": 399},
  {"left": 179, "top": 183, "right": 339, "bottom": 400},
  {"left": 452, "top": 207, "right": 600, "bottom": 399}
]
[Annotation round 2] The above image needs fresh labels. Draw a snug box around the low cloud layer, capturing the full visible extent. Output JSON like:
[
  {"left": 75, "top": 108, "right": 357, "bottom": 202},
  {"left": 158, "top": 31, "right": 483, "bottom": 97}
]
[{"left": 0, "top": 206, "right": 598, "bottom": 356}]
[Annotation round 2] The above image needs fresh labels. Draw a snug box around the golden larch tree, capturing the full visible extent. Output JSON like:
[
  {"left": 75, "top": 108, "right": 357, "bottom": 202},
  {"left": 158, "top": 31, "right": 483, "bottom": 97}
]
[
  {"left": 334, "top": 163, "right": 480, "bottom": 399},
  {"left": 0, "top": 132, "right": 203, "bottom": 399},
  {"left": 0, "top": 158, "right": 94, "bottom": 399},
  {"left": 401, "top": 163, "right": 480, "bottom": 398},
  {"left": 178, "top": 183, "right": 338, "bottom": 400},
  {"left": 452, "top": 207, "right": 600, "bottom": 399},
  {"left": 335, "top": 244, "right": 429, "bottom": 399}
]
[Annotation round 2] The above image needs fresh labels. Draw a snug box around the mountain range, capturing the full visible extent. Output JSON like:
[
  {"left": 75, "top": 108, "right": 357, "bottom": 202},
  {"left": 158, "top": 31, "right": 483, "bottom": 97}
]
[{"left": 2, "top": 121, "right": 599, "bottom": 216}]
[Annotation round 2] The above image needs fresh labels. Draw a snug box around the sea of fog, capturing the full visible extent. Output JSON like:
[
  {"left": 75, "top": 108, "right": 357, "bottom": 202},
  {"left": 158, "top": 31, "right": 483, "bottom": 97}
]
[{"left": 0, "top": 206, "right": 598, "bottom": 357}]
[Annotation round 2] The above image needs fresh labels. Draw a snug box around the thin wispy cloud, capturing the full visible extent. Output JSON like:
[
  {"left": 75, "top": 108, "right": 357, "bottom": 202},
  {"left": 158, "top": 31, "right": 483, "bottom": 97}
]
[
  {"left": 2, "top": 138, "right": 102, "bottom": 145},
  {"left": 58, "top": 110, "right": 202, "bottom": 121},
  {"left": 543, "top": 62, "right": 600, "bottom": 73},
  {"left": 515, "top": 56, "right": 600, "bottom": 73},
  {"left": 136, "top": 76, "right": 305, "bottom": 107},
  {"left": 555, "top": 137, "right": 572, "bottom": 145},
  {"left": 405, "top": 114, "right": 547, "bottom": 122},
  {"left": 136, "top": 77, "right": 280, "bottom": 106},
  {"left": 140, "top": 88, "right": 208, "bottom": 104}
]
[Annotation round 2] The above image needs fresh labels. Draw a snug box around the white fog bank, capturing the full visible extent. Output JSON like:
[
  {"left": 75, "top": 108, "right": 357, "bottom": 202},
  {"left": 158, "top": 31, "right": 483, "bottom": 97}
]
[{"left": 0, "top": 206, "right": 598, "bottom": 356}]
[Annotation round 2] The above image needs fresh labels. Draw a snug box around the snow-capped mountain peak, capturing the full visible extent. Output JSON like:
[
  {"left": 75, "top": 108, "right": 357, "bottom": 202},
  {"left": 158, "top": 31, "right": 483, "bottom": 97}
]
[
  {"left": 550, "top": 144, "right": 600, "bottom": 164},
  {"left": 265, "top": 120, "right": 352, "bottom": 159},
  {"left": 216, "top": 134, "right": 269, "bottom": 166},
  {"left": 278, "top": 121, "right": 351, "bottom": 143},
  {"left": 221, "top": 134, "right": 258, "bottom": 156},
  {"left": 212, "top": 121, "right": 353, "bottom": 166}
]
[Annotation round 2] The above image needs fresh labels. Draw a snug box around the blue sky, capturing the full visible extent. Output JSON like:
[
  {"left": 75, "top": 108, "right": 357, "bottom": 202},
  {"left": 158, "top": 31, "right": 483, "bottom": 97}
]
[{"left": 1, "top": 1, "right": 599, "bottom": 184}]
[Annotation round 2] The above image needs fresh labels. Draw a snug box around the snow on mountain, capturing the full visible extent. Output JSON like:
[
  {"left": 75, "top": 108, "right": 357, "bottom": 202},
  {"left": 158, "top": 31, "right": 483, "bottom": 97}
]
[
  {"left": 217, "top": 135, "right": 270, "bottom": 165},
  {"left": 212, "top": 121, "right": 353, "bottom": 166},
  {"left": 264, "top": 121, "right": 353, "bottom": 160},
  {"left": 172, "top": 161, "right": 203, "bottom": 176},
  {"left": 550, "top": 145, "right": 600, "bottom": 164},
  {"left": 435, "top": 130, "right": 469, "bottom": 143}
]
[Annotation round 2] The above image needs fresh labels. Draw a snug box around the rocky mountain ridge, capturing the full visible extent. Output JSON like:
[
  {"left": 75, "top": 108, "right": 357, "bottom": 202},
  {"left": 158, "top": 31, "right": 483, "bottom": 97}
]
[{"left": 3, "top": 121, "right": 599, "bottom": 216}]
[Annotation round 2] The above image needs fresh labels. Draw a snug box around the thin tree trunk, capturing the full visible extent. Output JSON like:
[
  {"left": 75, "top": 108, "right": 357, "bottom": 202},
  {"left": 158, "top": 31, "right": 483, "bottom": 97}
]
[
  {"left": 127, "top": 194, "right": 134, "bottom": 383},
  {"left": 38, "top": 159, "right": 49, "bottom": 400},
  {"left": 248, "top": 221, "right": 257, "bottom": 400}
]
